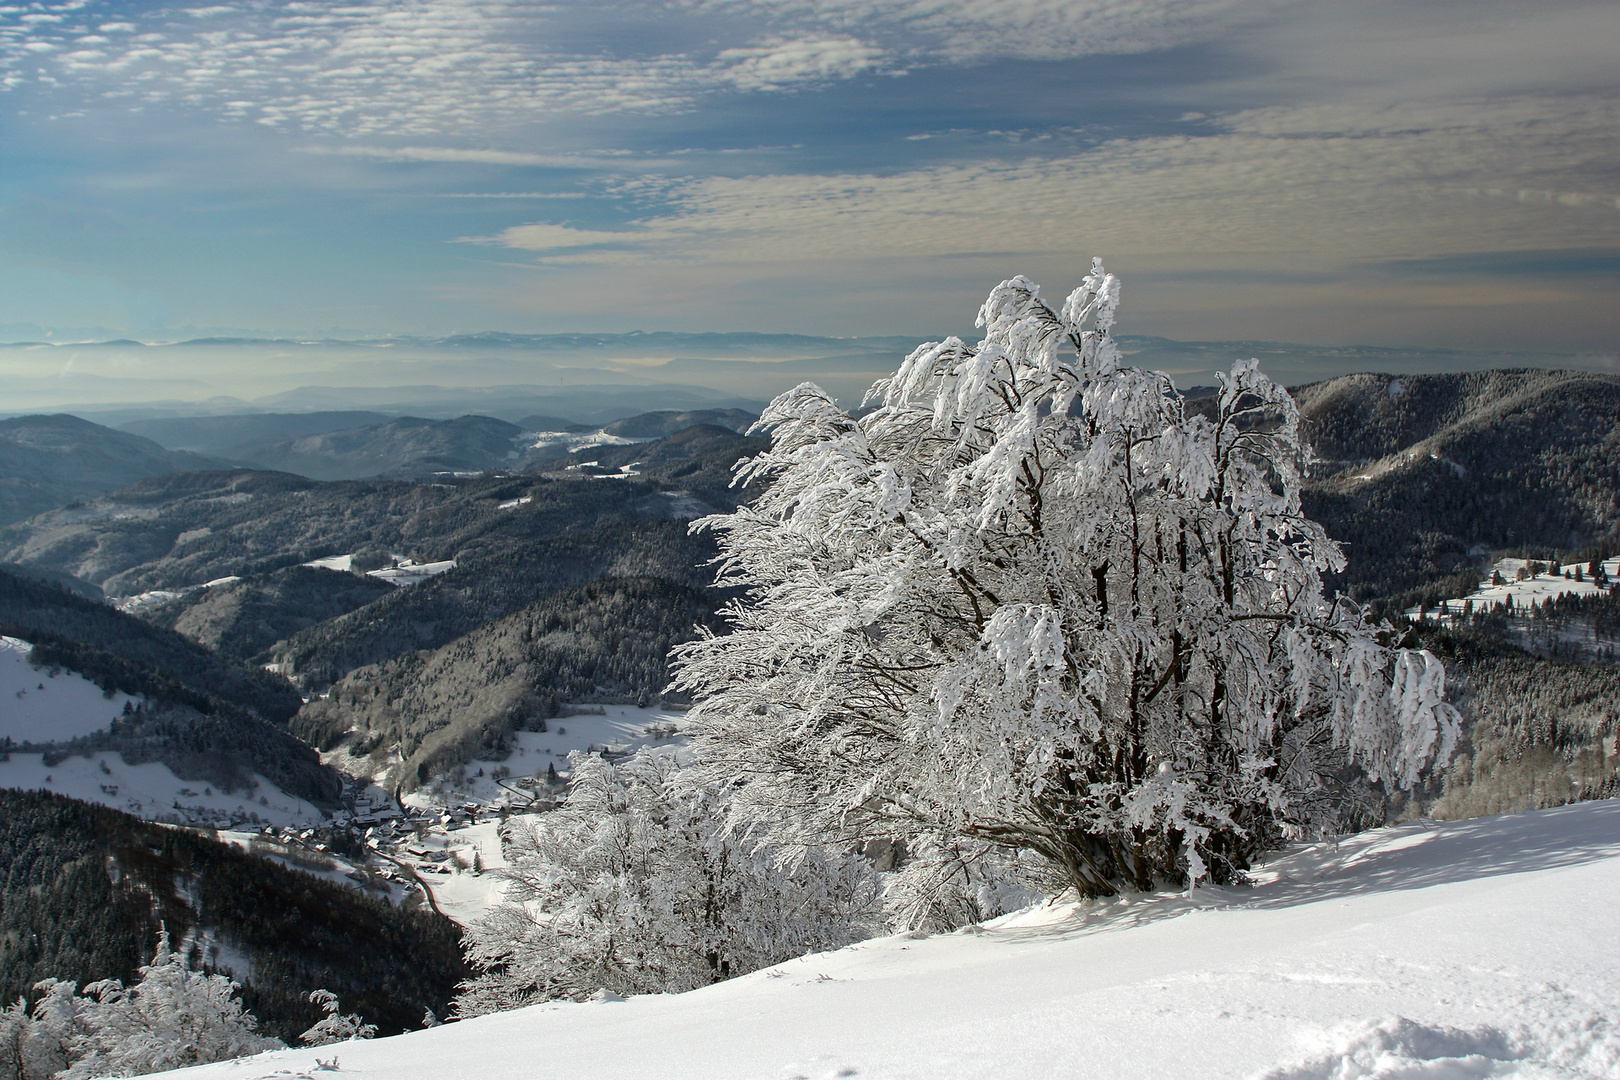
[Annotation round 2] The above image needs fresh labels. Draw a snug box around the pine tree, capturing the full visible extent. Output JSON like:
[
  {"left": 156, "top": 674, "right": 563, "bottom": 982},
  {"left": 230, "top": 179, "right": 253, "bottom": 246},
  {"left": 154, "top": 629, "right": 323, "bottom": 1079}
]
[
  {"left": 672, "top": 261, "right": 1460, "bottom": 899},
  {"left": 298, "top": 990, "right": 376, "bottom": 1046}
]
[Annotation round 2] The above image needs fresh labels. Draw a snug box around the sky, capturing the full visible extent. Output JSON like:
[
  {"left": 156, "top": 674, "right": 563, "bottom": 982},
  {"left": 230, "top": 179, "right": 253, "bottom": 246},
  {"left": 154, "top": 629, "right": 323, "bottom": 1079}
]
[{"left": 1, "top": 0, "right": 1617, "bottom": 367}]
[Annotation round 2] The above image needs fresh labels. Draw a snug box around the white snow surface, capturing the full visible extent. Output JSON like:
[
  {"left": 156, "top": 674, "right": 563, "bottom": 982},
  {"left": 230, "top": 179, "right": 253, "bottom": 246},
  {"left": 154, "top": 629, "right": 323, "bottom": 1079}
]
[
  {"left": 366, "top": 559, "right": 457, "bottom": 587},
  {"left": 1410, "top": 557, "right": 1620, "bottom": 621},
  {"left": 0, "top": 750, "right": 326, "bottom": 828},
  {"left": 154, "top": 800, "right": 1620, "bottom": 1080},
  {"left": 0, "top": 636, "right": 139, "bottom": 743}
]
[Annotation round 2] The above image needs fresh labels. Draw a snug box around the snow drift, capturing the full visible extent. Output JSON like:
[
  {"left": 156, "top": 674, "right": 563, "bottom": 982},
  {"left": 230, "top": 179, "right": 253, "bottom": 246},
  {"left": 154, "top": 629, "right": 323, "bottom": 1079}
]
[{"left": 154, "top": 799, "right": 1619, "bottom": 1080}]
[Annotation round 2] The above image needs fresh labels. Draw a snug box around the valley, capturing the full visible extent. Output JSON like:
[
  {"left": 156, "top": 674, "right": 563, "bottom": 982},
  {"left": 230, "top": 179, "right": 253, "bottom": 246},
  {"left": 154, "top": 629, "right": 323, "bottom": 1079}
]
[{"left": 0, "top": 375, "right": 1616, "bottom": 1078}]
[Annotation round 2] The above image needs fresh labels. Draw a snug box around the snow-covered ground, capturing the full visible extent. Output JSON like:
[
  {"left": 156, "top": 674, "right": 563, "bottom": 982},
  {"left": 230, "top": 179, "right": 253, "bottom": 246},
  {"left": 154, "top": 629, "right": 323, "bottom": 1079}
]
[
  {"left": 1408, "top": 557, "right": 1620, "bottom": 621},
  {"left": 0, "top": 749, "right": 327, "bottom": 828},
  {"left": 402, "top": 819, "right": 510, "bottom": 926},
  {"left": 298, "top": 554, "right": 455, "bottom": 587},
  {"left": 153, "top": 799, "right": 1620, "bottom": 1080},
  {"left": 365, "top": 559, "right": 456, "bottom": 587},
  {"left": 362, "top": 704, "right": 690, "bottom": 814},
  {"left": 116, "top": 576, "right": 241, "bottom": 614},
  {"left": 520, "top": 429, "right": 651, "bottom": 455},
  {"left": 1, "top": 635, "right": 139, "bottom": 743}
]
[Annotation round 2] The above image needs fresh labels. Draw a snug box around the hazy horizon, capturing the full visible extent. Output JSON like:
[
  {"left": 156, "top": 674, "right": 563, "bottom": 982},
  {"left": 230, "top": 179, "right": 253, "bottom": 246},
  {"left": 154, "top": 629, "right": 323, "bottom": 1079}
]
[
  {"left": 2, "top": 0, "right": 1615, "bottom": 399},
  {"left": 4, "top": 328, "right": 1614, "bottom": 425}
]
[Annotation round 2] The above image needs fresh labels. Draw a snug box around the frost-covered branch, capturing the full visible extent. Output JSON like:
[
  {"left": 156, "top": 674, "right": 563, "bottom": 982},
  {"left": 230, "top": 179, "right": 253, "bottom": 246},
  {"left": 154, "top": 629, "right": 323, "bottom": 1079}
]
[{"left": 673, "top": 260, "right": 1460, "bottom": 900}]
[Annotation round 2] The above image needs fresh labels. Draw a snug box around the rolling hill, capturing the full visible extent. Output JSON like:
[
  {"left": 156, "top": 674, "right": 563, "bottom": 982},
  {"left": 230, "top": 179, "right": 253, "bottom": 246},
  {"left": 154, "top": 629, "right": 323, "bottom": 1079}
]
[
  {"left": 1290, "top": 370, "right": 1620, "bottom": 602},
  {"left": 0, "top": 414, "right": 221, "bottom": 526}
]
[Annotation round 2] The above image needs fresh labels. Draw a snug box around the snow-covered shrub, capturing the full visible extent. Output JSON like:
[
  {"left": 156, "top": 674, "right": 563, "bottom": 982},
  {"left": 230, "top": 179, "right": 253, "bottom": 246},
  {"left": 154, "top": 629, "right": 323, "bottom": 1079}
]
[
  {"left": 299, "top": 989, "right": 376, "bottom": 1046},
  {"left": 883, "top": 839, "right": 1055, "bottom": 935},
  {"left": 456, "top": 749, "right": 881, "bottom": 1014},
  {"left": 0, "top": 980, "right": 89, "bottom": 1080},
  {"left": 21, "top": 930, "right": 284, "bottom": 1079},
  {"left": 672, "top": 261, "right": 1461, "bottom": 900}
]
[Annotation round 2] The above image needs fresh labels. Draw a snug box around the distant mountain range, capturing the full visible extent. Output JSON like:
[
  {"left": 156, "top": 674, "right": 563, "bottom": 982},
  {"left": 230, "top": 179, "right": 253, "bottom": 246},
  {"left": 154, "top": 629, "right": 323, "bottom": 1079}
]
[{"left": 4, "top": 330, "right": 1602, "bottom": 423}]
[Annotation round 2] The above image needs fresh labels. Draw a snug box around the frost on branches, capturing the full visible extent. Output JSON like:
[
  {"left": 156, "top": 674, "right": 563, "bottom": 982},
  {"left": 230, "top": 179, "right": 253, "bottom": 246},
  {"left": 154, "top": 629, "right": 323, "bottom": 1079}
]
[
  {"left": 671, "top": 261, "right": 1460, "bottom": 899},
  {"left": 456, "top": 750, "right": 880, "bottom": 1013},
  {"left": 299, "top": 990, "right": 376, "bottom": 1046},
  {"left": 0, "top": 930, "right": 282, "bottom": 1079}
]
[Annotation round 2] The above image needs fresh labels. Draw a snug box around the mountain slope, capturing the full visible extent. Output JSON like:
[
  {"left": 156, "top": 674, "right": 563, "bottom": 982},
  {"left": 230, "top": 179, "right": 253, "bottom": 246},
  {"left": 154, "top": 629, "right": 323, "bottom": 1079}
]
[
  {"left": 0, "top": 469, "right": 659, "bottom": 595},
  {"left": 0, "top": 789, "right": 465, "bottom": 1044},
  {"left": 154, "top": 800, "right": 1620, "bottom": 1080},
  {"left": 134, "top": 565, "right": 396, "bottom": 662},
  {"left": 0, "top": 424, "right": 760, "bottom": 596},
  {"left": 292, "top": 577, "right": 723, "bottom": 789},
  {"left": 240, "top": 414, "right": 523, "bottom": 481},
  {"left": 0, "top": 566, "right": 301, "bottom": 722},
  {"left": 1283, "top": 370, "right": 1620, "bottom": 602},
  {"left": 270, "top": 519, "right": 716, "bottom": 687},
  {"left": 0, "top": 567, "right": 334, "bottom": 805},
  {"left": 0, "top": 414, "right": 221, "bottom": 526},
  {"left": 119, "top": 411, "right": 391, "bottom": 458}
]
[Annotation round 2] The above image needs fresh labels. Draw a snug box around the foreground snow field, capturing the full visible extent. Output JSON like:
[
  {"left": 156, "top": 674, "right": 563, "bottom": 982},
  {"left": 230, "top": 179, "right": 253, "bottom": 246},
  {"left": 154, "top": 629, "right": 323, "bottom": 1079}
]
[{"left": 158, "top": 800, "right": 1619, "bottom": 1080}]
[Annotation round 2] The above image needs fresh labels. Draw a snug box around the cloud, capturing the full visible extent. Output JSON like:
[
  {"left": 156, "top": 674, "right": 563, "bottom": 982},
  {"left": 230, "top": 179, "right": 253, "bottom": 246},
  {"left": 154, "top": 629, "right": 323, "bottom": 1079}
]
[
  {"left": 716, "top": 36, "right": 886, "bottom": 89},
  {"left": 563, "top": 96, "right": 1620, "bottom": 270},
  {"left": 0, "top": 0, "right": 1263, "bottom": 138},
  {"left": 295, "top": 145, "right": 606, "bottom": 168},
  {"left": 465, "top": 223, "right": 660, "bottom": 250}
]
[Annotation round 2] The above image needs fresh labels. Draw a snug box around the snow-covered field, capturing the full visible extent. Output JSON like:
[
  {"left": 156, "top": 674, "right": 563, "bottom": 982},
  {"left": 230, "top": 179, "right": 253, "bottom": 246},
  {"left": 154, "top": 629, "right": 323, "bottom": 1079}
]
[
  {"left": 520, "top": 429, "right": 650, "bottom": 455},
  {"left": 364, "top": 559, "right": 456, "bottom": 587},
  {"left": 2, "top": 635, "right": 328, "bottom": 828},
  {"left": 397, "top": 704, "right": 690, "bottom": 811},
  {"left": 153, "top": 799, "right": 1620, "bottom": 1080},
  {"left": 1410, "top": 557, "right": 1620, "bottom": 621},
  {"left": 0, "top": 749, "right": 326, "bottom": 828},
  {"left": 1, "top": 635, "right": 139, "bottom": 743}
]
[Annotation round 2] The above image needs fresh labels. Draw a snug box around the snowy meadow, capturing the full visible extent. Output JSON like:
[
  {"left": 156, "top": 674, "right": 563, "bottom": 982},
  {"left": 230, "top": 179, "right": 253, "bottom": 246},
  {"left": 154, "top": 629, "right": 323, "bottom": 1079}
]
[{"left": 154, "top": 800, "right": 1620, "bottom": 1080}]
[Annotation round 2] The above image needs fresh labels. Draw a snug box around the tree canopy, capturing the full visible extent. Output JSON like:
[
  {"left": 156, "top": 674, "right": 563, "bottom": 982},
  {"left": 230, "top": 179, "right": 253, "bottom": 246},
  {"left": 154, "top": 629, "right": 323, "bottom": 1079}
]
[{"left": 674, "top": 260, "right": 1460, "bottom": 898}]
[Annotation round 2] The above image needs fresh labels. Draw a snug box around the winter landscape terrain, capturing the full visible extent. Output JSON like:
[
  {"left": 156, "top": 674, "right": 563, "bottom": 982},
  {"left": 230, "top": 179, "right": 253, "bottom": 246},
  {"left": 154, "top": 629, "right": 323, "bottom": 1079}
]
[
  {"left": 5, "top": 343, "right": 1620, "bottom": 1080},
  {"left": 153, "top": 800, "right": 1620, "bottom": 1080},
  {"left": 6, "top": 0, "right": 1617, "bottom": 1074}
]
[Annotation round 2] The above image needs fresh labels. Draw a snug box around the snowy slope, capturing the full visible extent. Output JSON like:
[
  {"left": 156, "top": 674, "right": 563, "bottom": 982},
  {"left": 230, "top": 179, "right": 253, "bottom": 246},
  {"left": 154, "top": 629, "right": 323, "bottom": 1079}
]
[
  {"left": 1410, "top": 557, "right": 1620, "bottom": 620},
  {"left": 154, "top": 800, "right": 1620, "bottom": 1080},
  {"left": 0, "top": 750, "right": 327, "bottom": 828},
  {"left": 0, "top": 635, "right": 139, "bottom": 743}
]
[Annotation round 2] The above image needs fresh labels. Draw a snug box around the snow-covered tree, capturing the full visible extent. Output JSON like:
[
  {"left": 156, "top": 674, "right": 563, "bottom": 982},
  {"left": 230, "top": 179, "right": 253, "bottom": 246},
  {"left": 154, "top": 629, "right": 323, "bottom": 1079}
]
[
  {"left": 0, "top": 979, "right": 95, "bottom": 1080},
  {"left": 299, "top": 990, "right": 375, "bottom": 1046},
  {"left": 456, "top": 749, "right": 880, "bottom": 1014},
  {"left": 61, "top": 930, "right": 282, "bottom": 1078},
  {"left": 671, "top": 261, "right": 1460, "bottom": 899}
]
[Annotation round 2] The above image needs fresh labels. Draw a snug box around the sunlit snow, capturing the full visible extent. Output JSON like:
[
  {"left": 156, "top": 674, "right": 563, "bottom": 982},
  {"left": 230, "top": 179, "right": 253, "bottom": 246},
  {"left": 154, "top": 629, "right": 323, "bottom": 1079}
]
[
  {"left": 151, "top": 800, "right": 1620, "bottom": 1080},
  {"left": 0, "top": 635, "right": 139, "bottom": 743},
  {"left": 0, "top": 750, "right": 326, "bottom": 829}
]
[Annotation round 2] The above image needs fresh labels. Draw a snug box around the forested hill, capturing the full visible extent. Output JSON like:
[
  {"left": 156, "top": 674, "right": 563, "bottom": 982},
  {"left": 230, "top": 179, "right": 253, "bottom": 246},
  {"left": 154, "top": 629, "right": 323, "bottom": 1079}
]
[
  {"left": 1280, "top": 369, "right": 1620, "bottom": 603},
  {"left": 0, "top": 788, "right": 466, "bottom": 1042},
  {"left": 0, "top": 413, "right": 222, "bottom": 527},
  {"left": 0, "top": 565, "right": 300, "bottom": 722},
  {"left": 0, "top": 423, "right": 764, "bottom": 597},
  {"left": 217, "top": 414, "right": 526, "bottom": 482},
  {"left": 292, "top": 577, "right": 725, "bottom": 789},
  {"left": 270, "top": 519, "right": 716, "bottom": 687},
  {"left": 0, "top": 566, "right": 336, "bottom": 805}
]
